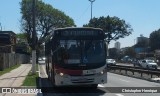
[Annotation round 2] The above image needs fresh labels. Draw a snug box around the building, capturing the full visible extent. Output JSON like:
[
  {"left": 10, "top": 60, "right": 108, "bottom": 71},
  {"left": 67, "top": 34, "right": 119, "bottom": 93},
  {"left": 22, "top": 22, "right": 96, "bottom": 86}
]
[
  {"left": 115, "top": 41, "right": 120, "bottom": 49},
  {"left": 0, "top": 31, "right": 16, "bottom": 53},
  {"left": 135, "top": 35, "right": 149, "bottom": 53},
  {"left": 136, "top": 34, "right": 149, "bottom": 45}
]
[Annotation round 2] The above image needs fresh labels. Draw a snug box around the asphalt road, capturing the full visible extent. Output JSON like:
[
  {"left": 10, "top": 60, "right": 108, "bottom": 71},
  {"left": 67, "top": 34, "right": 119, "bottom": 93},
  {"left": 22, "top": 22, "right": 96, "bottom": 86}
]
[
  {"left": 38, "top": 62, "right": 160, "bottom": 96},
  {"left": 116, "top": 63, "right": 160, "bottom": 69}
]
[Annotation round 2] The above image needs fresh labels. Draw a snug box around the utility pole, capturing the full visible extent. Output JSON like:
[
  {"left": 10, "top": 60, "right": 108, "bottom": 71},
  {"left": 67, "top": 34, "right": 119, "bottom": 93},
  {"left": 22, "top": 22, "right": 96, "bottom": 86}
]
[
  {"left": 32, "top": 0, "right": 36, "bottom": 75},
  {"left": 0, "top": 23, "right": 2, "bottom": 31},
  {"left": 89, "top": 0, "right": 95, "bottom": 20}
]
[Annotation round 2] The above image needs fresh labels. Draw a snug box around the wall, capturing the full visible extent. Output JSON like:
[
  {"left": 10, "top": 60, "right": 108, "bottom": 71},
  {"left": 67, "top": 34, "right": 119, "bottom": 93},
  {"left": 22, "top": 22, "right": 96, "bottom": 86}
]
[{"left": 0, "top": 53, "right": 30, "bottom": 71}]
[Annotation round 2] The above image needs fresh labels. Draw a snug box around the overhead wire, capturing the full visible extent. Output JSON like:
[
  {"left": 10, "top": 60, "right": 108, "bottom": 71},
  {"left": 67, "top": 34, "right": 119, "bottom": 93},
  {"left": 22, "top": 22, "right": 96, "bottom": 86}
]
[{"left": 76, "top": 5, "right": 90, "bottom": 25}]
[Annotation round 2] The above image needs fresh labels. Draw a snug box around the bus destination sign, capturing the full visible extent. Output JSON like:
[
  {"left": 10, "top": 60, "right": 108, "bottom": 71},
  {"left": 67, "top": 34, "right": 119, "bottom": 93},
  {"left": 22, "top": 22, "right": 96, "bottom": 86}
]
[{"left": 61, "top": 30, "right": 100, "bottom": 36}]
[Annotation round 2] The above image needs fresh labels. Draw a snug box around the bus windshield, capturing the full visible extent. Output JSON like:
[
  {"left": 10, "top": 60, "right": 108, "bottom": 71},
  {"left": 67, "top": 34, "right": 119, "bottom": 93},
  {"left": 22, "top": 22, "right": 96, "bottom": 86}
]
[{"left": 60, "top": 40, "right": 105, "bottom": 65}]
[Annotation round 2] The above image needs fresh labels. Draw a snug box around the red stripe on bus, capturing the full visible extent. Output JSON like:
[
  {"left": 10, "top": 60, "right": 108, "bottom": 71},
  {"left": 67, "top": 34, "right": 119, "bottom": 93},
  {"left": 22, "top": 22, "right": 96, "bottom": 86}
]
[{"left": 54, "top": 65, "right": 82, "bottom": 75}]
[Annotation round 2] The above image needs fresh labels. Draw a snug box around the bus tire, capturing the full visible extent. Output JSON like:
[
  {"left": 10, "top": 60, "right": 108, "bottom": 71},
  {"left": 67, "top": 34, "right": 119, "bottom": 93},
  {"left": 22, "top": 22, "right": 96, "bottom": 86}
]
[
  {"left": 51, "top": 69, "right": 56, "bottom": 87},
  {"left": 91, "top": 84, "right": 98, "bottom": 88},
  {"left": 46, "top": 66, "right": 48, "bottom": 75},
  {"left": 48, "top": 71, "right": 51, "bottom": 80},
  {"left": 146, "top": 65, "right": 149, "bottom": 69}
]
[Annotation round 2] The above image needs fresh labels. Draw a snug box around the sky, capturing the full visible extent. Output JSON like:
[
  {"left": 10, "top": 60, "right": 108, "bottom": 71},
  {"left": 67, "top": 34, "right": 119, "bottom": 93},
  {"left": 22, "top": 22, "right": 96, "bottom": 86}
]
[{"left": 0, "top": 0, "right": 160, "bottom": 48}]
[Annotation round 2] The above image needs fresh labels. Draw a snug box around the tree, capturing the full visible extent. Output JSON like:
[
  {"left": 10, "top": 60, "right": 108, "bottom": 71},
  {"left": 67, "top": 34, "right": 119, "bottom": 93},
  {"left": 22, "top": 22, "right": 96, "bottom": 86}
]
[
  {"left": 16, "top": 33, "right": 27, "bottom": 44},
  {"left": 36, "top": 2, "right": 75, "bottom": 45},
  {"left": 20, "top": 0, "right": 75, "bottom": 49},
  {"left": 150, "top": 29, "right": 160, "bottom": 51},
  {"left": 83, "top": 16, "right": 133, "bottom": 43},
  {"left": 16, "top": 33, "right": 31, "bottom": 54}
]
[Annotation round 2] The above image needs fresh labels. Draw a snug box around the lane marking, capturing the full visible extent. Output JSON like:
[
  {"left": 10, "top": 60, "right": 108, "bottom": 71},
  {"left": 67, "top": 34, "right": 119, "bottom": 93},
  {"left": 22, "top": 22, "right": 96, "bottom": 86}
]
[
  {"left": 119, "top": 79, "right": 130, "bottom": 83},
  {"left": 98, "top": 84, "right": 105, "bottom": 87},
  {"left": 115, "top": 94, "right": 124, "bottom": 96}
]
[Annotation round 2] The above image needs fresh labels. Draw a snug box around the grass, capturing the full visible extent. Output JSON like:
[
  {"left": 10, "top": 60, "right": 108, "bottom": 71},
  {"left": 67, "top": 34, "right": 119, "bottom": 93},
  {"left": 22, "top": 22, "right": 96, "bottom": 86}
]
[
  {"left": 0, "top": 64, "right": 21, "bottom": 76},
  {"left": 22, "top": 64, "right": 39, "bottom": 86}
]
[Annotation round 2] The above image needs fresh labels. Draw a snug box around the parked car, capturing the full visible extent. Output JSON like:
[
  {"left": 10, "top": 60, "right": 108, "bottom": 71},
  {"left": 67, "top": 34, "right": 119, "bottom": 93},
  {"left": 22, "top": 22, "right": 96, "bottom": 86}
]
[
  {"left": 106, "top": 59, "right": 116, "bottom": 65},
  {"left": 139, "top": 59, "right": 158, "bottom": 69}
]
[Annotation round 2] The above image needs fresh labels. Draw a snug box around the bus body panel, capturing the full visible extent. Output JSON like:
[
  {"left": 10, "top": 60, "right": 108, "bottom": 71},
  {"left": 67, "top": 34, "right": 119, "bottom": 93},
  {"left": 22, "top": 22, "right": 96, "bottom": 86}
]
[{"left": 54, "top": 65, "right": 107, "bottom": 86}]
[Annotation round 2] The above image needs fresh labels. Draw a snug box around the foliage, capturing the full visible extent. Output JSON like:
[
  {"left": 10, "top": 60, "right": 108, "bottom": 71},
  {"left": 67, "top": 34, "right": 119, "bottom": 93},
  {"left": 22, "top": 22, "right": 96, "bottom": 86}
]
[
  {"left": 20, "top": 0, "right": 75, "bottom": 49},
  {"left": 16, "top": 33, "right": 31, "bottom": 54},
  {"left": 22, "top": 71, "right": 39, "bottom": 86},
  {"left": 83, "top": 16, "right": 133, "bottom": 43},
  {"left": 22, "top": 64, "right": 39, "bottom": 86},
  {"left": 150, "top": 29, "right": 160, "bottom": 51},
  {"left": 16, "top": 33, "right": 27, "bottom": 44}
]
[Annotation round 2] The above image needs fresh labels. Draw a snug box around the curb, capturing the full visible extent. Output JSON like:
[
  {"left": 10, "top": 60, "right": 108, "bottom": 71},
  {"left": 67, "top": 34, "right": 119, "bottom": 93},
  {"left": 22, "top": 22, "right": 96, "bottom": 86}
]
[{"left": 37, "top": 64, "right": 43, "bottom": 96}]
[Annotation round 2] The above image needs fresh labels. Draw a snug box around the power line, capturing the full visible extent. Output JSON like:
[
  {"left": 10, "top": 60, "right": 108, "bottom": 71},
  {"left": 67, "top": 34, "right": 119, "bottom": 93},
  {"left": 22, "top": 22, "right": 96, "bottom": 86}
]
[{"left": 77, "top": 5, "right": 90, "bottom": 22}]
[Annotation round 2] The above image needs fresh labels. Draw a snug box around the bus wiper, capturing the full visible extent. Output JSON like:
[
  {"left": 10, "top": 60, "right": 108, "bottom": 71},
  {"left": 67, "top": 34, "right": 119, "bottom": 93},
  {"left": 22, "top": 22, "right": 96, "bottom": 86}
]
[{"left": 52, "top": 46, "right": 61, "bottom": 53}]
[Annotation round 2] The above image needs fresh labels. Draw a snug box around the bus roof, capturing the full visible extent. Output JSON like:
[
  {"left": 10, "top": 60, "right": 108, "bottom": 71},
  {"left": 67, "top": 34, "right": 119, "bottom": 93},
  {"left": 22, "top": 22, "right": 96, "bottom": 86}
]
[
  {"left": 54, "top": 27, "right": 103, "bottom": 31},
  {"left": 45, "top": 27, "right": 105, "bottom": 41}
]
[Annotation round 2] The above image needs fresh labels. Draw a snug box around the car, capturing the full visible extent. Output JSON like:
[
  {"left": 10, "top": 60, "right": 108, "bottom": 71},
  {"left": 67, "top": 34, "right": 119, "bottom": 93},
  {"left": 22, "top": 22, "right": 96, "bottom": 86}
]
[
  {"left": 38, "top": 57, "right": 46, "bottom": 61},
  {"left": 139, "top": 59, "right": 158, "bottom": 69},
  {"left": 106, "top": 59, "right": 116, "bottom": 65}
]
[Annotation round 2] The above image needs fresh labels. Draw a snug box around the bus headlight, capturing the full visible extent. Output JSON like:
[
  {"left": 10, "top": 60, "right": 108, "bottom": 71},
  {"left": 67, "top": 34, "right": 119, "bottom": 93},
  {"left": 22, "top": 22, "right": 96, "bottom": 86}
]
[
  {"left": 55, "top": 70, "right": 68, "bottom": 77},
  {"left": 60, "top": 72, "right": 64, "bottom": 76},
  {"left": 100, "top": 71, "right": 104, "bottom": 74},
  {"left": 58, "top": 72, "right": 69, "bottom": 78},
  {"left": 97, "top": 69, "right": 106, "bottom": 75}
]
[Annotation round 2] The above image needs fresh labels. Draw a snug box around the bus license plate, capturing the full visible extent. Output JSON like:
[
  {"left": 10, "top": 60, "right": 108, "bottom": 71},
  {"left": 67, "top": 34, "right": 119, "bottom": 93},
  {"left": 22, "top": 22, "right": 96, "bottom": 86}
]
[{"left": 83, "top": 70, "right": 96, "bottom": 75}]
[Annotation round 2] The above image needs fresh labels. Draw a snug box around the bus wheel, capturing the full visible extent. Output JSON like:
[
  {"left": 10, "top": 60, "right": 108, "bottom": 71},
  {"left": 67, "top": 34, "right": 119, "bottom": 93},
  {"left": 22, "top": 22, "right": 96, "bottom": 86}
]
[
  {"left": 51, "top": 70, "right": 56, "bottom": 87},
  {"left": 155, "top": 66, "right": 157, "bottom": 70},
  {"left": 48, "top": 71, "right": 51, "bottom": 80},
  {"left": 91, "top": 84, "right": 98, "bottom": 89},
  {"left": 146, "top": 65, "right": 149, "bottom": 69},
  {"left": 46, "top": 67, "right": 48, "bottom": 75}
]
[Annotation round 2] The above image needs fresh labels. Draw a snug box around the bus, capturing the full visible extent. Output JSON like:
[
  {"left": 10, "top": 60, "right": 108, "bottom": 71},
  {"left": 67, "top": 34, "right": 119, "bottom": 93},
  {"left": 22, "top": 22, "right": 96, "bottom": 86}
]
[{"left": 45, "top": 27, "right": 107, "bottom": 88}]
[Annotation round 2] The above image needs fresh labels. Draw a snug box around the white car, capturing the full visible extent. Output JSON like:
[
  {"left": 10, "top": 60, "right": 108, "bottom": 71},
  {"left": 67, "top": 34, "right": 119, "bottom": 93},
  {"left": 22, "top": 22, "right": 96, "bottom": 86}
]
[
  {"left": 139, "top": 59, "right": 158, "bottom": 69},
  {"left": 106, "top": 59, "right": 116, "bottom": 65}
]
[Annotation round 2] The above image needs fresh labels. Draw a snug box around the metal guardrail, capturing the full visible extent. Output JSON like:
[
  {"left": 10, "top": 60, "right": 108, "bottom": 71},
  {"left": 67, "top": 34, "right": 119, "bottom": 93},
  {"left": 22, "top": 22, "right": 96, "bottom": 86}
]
[{"left": 108, "top": 65, "right": 160, "bottom": 78}]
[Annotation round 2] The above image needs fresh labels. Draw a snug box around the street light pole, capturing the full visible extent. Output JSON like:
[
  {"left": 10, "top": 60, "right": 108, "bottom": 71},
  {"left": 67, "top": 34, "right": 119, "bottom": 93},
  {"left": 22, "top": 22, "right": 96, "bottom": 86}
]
[
  {"left": 89, "top": 0, "right": 95, "bottom": 20},
  {"left": 0, "top": 23, "right": 2, "bottom": 31}
]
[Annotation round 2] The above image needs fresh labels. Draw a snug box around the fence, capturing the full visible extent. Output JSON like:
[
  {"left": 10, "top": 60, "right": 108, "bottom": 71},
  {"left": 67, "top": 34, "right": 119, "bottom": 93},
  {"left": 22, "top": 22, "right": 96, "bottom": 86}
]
[
  {"left": 108, "top": 65, "right": 160, "bottom": 78},
  {"left": 0, "top": 53, "right": 30, "bottom": 71}
]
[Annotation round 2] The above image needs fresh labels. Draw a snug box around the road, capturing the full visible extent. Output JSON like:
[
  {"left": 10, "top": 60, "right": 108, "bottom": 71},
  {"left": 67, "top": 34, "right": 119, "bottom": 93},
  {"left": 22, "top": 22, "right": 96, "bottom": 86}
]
[
  {"left": 38, "top": 62, "right": 160, "bottom": 96},
  {"left": 116, "top": 63, "right": 160, "bottom": 69}
]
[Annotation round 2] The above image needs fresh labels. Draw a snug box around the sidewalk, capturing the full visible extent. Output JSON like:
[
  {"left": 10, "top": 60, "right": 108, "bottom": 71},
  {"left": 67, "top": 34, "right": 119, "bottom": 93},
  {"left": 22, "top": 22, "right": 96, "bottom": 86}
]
[{"left": 0, "top": 64, "right": 37, "bottom": 96}]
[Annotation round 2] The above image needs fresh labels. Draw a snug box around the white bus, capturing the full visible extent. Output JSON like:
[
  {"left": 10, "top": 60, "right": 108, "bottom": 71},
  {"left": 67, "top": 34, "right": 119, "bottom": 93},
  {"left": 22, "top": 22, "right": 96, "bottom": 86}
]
[{"left": 45, "top": 27, "right": 107, "bottom": 88}]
